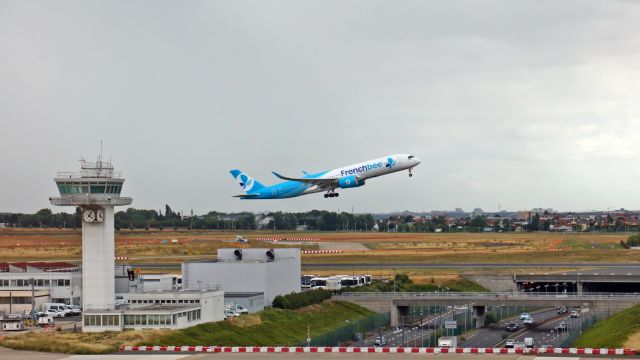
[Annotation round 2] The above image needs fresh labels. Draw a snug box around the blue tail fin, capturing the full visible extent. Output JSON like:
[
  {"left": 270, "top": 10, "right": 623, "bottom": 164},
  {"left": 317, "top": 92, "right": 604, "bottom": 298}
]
[{"left": 229, "top": 169, "right": 266, "bottom": 194}]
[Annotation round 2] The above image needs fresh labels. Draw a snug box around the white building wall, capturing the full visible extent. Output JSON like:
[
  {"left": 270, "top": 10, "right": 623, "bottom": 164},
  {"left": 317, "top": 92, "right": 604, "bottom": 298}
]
[
  {"left": 183, "top": 248, "right": 301, "bottom": 306},
  {"left": 82, "top": 205, "right": 115, "bottom": 311}
]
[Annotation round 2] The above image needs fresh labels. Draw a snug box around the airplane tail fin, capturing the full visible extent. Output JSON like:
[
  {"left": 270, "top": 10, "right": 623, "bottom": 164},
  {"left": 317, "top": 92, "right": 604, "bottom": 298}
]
[{"left": 230, "top": 169, "right": 266, "bottom": 194}]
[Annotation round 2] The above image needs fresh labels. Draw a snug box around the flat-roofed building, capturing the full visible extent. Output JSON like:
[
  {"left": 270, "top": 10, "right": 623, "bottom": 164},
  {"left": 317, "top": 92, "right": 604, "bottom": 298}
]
[
  {"left": 82, "top": 288, "right": 224, "bottom": 332},
  {"left": 0, "top": 262, "right": 81, "bottom": 311},
  {"left": 182, "top": 248, "right": 301, "bottom": 306}
]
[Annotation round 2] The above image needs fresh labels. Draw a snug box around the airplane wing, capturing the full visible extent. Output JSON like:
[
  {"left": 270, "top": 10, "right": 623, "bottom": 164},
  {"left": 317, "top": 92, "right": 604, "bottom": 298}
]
[
  {"left": 272, "top": 171, "right": 338, "bottom": 188},
  {"left": 233, "top": 194, "right": 261, "bottom": 199}
]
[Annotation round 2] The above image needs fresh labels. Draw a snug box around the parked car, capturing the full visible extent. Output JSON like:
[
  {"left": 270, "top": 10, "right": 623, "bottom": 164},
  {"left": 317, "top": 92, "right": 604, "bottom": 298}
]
[
  {"left": 507, "top": 321, "right": 518, "bottom": 331},
  {"left": 224, "top": 309, "right": 240, "bottom": 319},
  {"left": 570, "top": 310, "right": 579, "bottom": 318},
  {"left": 505, "top": 339, "right": 515, "bottom": 348},
  {"left": 44, "top": 309, "right": 65, "bottom": 318},
  {"left": 523, "top": 316, "right": 533, "bottom": 325},
  {"left": 520, "top": 312, "right": 531, "bottom": 320},
  {"left": 225, "top": 303, "right": 249, "bottom": 314}
]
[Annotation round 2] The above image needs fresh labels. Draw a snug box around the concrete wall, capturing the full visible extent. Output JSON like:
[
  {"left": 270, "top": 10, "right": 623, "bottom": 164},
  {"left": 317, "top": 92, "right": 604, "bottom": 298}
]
[
  {"left": 225, "top": 293, "right": 265, "bottom": 313},
  {"left": 82, "top": 205, "right": 115, "bottom": 311},
  {"left": 183, "top": 248, "right": 300, "bottom": 306}
]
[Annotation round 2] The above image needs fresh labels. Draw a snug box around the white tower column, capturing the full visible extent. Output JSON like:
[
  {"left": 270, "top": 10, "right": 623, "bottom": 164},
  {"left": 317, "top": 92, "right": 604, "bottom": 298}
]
[{"left": 82, "top": 205, "right": 115, "bottom": 311}]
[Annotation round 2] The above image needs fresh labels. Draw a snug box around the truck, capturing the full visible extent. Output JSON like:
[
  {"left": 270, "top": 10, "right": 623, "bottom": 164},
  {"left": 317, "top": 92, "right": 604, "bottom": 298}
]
[
  {"left": 524, "top": 337, "right": 534, "bottom": 348},
  {"left": 438, "top": 336, "right": 457, "bottom": 349}
]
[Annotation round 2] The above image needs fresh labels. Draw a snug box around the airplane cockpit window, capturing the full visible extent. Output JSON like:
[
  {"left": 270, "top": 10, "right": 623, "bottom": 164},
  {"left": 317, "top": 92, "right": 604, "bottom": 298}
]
[{"left": 408, "top": 155, "right": 414, "bottom": 160}]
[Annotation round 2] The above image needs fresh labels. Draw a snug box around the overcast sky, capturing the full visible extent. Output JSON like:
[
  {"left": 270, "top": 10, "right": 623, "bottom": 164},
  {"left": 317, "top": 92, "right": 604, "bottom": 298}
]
[{"left": 2, "top": 1, "right": 640, "bottom": 215}]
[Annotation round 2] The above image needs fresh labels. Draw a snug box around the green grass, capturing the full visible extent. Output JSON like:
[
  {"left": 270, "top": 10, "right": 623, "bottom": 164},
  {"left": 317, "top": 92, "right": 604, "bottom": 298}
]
[
  {"left": 144, "top": 300, "right": 375, "bottom": 346},
  {"left": 343, "top": 277, "right": 487, "bottom": 293},
  {"left": 574, "top": 304, "right": 640, "bottom": 348}
]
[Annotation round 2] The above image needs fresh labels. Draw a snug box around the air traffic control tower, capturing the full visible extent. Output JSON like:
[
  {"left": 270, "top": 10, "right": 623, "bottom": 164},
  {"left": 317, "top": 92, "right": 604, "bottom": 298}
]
[{"left": 51, "top": 156, "right": 132, "bottom": 313}]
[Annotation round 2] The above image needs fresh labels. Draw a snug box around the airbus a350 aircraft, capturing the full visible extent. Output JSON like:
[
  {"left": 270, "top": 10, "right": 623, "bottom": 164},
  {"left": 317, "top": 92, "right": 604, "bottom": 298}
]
[{"left": 230, "top": 154, "right": 421, "bottom": 199}]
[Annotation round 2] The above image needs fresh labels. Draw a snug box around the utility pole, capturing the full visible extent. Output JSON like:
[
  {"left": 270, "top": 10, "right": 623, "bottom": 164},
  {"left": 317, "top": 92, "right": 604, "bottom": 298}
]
[{"left": 30, "top": 278, "right": 35, "bottom": 322}]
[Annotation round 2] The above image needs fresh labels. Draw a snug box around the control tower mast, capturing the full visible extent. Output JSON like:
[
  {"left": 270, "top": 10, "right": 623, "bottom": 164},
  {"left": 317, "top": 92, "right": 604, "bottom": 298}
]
[{"left": 50, "top": 155, "right": 132, "bottom": 312}]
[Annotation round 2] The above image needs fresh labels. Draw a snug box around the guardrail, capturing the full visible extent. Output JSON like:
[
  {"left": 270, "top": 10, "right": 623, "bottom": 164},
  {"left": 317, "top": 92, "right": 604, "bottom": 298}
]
[
  {"left": 120, "top": 345, "right": 637, "bottom": 355},
  {"left": 339, "top": 292, "right": 640, "bottom": 300}
]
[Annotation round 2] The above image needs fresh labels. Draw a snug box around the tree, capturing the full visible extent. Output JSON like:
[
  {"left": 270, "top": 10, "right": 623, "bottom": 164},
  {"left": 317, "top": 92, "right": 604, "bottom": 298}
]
[{"left": 470, "top": 216, "right": 487, "bottom": 229}]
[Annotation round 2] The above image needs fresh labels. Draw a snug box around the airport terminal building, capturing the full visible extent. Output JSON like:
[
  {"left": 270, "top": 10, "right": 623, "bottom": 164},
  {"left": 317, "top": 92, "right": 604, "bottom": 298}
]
[{"left": 0, "top": 262, "right": 82, "bottom": 313}]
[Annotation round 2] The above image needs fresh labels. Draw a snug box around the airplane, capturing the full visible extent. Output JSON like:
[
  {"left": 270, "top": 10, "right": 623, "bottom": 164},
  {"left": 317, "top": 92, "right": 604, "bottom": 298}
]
[{"left": 230, "top": 154, "right": 421, "bottom": 199}]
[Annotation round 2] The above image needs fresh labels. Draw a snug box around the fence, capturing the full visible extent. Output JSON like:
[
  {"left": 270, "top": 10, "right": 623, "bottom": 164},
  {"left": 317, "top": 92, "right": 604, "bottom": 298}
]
[{"left": 302, "top": 312, "right": 390, "bottom": 346}]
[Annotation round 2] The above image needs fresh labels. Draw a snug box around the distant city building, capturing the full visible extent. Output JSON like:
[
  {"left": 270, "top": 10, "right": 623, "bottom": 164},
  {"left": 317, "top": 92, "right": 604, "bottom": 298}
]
[{"left": 472, "top": 208, "right": 484, "bottom": 216}]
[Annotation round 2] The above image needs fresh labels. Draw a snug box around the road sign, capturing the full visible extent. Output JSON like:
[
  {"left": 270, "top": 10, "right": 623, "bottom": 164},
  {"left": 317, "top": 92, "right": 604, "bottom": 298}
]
[{"left": 444, "top": 321, "right": 457, "bottom": 329}]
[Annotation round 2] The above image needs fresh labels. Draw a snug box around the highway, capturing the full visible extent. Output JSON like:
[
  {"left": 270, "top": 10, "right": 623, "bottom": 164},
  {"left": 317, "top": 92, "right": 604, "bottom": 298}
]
[{"left": 129, "top": 262, "right": 640, "bottom": 269}]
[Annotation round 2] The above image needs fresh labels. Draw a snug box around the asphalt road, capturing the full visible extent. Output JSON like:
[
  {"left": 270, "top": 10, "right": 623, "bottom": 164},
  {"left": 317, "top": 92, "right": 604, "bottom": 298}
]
[
  {"left": 461, "top": 307, "right": 586, "bottom": 349},
  {"left": 130, "top": 262, "right": 640, "bottom": 269}
]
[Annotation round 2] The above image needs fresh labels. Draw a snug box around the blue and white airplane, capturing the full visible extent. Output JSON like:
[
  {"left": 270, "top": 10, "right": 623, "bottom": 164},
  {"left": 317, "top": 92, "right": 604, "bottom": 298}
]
[{"left": 230, "top": 154, "right": 421, "bottom": 199}]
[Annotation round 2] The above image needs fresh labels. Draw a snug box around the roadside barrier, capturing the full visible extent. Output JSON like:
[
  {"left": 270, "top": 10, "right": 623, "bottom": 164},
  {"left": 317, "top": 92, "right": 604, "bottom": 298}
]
[
  {"left": 119, "top": 346, "right": 636, "bottom": 355},
  {"left": 302, "top": 250, "right": 343, "bottom": 254},
  {"left": 114, "top": 256, "right": 129, "bottom": 260}
]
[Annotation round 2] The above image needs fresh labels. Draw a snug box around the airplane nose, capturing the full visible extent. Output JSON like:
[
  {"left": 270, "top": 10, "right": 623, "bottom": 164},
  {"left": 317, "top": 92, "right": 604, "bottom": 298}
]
[{"left": 414, "top": 157, "right": 422, "bottom": 164}]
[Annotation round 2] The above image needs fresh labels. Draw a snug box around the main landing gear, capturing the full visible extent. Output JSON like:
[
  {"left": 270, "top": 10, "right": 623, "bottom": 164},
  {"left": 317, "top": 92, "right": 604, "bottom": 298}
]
[
  {"left": 408, "top": 168, "right": 413, "bottom": 177},
  {"left": 324, "top": 191, "right": 339, "bottom": 198}
]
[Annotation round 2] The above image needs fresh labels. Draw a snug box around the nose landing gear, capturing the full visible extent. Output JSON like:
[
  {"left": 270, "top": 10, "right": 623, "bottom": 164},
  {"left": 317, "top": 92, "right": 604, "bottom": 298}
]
[{"left": 408, "top": 168, "right": 413, "bottom": 177}]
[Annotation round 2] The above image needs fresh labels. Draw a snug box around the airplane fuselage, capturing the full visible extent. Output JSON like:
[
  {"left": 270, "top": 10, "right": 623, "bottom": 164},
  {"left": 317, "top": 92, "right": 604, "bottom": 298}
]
[{"left": 230, "top": 154, "right": 421, "bottom": 199}]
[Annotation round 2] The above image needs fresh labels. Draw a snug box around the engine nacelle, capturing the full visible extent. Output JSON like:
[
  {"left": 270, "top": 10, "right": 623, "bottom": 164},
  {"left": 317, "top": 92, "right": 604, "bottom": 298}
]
[{"left": 338, "top": 175, "right": 365, "bottom": 189}]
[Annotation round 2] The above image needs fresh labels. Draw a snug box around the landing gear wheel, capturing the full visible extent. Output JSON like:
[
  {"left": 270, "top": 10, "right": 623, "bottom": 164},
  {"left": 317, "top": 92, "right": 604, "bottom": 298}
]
[
  {"left": 324, "top": 194, "right": 329, "bottom": 198},
  {"left": 335, "top": 193, "right": 339, "bottom": 197},
  {"left": 408, "top": 168, "right": 413, "bottom": 177}
]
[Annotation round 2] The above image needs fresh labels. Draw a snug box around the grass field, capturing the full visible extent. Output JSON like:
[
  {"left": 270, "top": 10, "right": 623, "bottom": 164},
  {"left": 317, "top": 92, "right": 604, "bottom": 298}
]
[
  {"left": 574, "top": 304, "right": 640, "bottom": 349},
  {"left": 0, "top": 301, "right": 374, "bottom": 354},
  {"left": 0, "top": 228, "right": 635, "bottom": 266}
]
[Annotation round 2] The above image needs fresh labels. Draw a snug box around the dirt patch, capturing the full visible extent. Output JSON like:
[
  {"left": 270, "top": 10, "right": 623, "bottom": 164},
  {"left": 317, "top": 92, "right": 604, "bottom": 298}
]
[
  {"left": 318, "top": 242, "right": 369, "bottom": 251},
  {"left": 231, "top": 314, "right": 262, "bottom": 327}
]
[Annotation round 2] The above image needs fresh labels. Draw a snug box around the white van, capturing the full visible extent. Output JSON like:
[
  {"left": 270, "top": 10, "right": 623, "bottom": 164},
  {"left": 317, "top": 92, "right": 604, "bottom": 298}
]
[{"left": 43, "top": 303, "right": 68, "bottom": 314}]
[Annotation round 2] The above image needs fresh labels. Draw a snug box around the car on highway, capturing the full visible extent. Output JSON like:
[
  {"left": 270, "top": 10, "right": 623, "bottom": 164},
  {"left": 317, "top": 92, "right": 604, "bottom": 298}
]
[
  {"left": 555, "top": 321, "right": 568, "bottom": 331},
  {"left": 520, "top": 312, "right": 531, "bottom": 320},
  {"left": 538, "top": 344, "right": 552, "bottom": 351},
  {"left": 557, "top": 306, "right": 568, "bottom": 314},
  {"left": 570, "top": 310, "right": 580, "bottom": 318},
  {"left": 374, "top": 335, "right": 386, "bottom": 347},
  {"left": 523, "top": 316, "right": 533, "bottom": 325},
  {"left": 507, "top": 321, "right": 518, "bottom": 331},
  {"left": 505, "top": 339, "right": 515, "bottom": 348}
]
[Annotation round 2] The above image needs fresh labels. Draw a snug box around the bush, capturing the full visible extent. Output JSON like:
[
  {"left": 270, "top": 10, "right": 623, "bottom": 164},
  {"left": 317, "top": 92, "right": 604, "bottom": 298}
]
[
  {"left": 485, "top": 312, "right": 497, "bottom": 325},
  {"left": 627, "top": 234, "right": 640, "bottom": 247},
  {"left": 272, "top": 289, "right": 332, "bottom": 309}
]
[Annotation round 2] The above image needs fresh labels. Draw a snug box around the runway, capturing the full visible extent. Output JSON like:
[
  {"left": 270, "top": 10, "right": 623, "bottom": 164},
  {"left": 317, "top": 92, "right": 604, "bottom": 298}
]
[{"left": 130, "top": 262, "right": 640, "bottom": 270}]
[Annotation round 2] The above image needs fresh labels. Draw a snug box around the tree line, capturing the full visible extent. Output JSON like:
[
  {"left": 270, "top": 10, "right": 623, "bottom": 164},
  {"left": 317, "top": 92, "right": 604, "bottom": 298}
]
[{"left": 0, "top": 206, "right": 375, "bottom": 231}]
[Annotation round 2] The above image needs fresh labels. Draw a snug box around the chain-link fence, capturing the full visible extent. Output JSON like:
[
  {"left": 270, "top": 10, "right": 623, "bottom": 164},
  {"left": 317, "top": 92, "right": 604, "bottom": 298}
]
[{"left": 301, "top": 312, "right": 390, "bottom": 346}]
